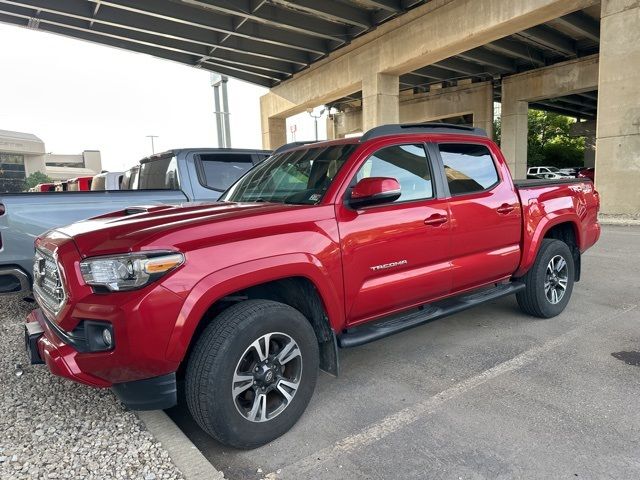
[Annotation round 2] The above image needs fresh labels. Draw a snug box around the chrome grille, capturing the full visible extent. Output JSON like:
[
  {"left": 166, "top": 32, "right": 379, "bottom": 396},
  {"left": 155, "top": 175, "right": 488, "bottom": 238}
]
[{"left": 33, "top": 248, "right": 66, "bottom": 314}]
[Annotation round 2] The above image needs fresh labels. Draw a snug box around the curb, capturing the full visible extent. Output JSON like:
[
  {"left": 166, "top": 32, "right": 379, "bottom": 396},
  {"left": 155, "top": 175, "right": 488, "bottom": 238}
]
[
  {"left": 599, "top": 215, "right": 640, "bottom": 226},
  {"left": 137, "top": 410, "right": 225, "bottom": 480}
]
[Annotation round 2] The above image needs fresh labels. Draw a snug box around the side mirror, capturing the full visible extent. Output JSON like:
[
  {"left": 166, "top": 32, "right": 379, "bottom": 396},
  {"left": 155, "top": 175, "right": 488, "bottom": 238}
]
[{"left": 349, "top": 177, "right": 401, "bottom": 208}]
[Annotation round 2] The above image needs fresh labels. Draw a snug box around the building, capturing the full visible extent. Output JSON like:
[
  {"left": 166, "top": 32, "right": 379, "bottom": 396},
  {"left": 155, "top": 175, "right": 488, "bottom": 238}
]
[{"left": 0, "top": 129, "right": 102, "bottom": 191}]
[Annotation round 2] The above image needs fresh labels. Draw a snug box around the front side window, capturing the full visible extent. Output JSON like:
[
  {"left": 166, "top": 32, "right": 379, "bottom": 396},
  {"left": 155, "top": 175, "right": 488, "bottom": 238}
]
[
  {"left": 354, "top": 144, "right": 433, "bottom": 202},
  {"left": 439, "top": 143, "right": 499, "bottom": 196},
  {"left": 197, "top": 153, "right": 254, "bottom": 191},
  {"left": 221, "top": 144, "right": 356, "bottom": 205}
]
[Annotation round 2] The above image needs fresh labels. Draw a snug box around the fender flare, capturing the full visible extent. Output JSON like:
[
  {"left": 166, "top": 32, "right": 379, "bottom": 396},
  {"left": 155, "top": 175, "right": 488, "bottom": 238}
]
[
  {"left": 515, "top": 213, "right": 582, "bottom": 278},
  {"left": 164, "top": 253, "right": 344, "bottom": 363}
]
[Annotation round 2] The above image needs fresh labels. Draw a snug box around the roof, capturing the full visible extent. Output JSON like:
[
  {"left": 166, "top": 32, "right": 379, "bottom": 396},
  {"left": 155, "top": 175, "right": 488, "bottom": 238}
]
[
  {"left": 0, "top": 0, "right": 426, "bottom": 88},
  {"left": 0, "top": 129, "right": 43, "bottom": 144},
  {"left": 139, "top": 147, "right": 273, "bottom": 163},
  {"left": 0, "top": 2, "right": 600, "bottom": 119}
]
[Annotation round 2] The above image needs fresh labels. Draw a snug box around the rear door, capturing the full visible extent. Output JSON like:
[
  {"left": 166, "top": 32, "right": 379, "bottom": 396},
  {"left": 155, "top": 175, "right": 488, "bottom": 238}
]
[
  {"left": 336, "top": 142, "right": 452, "bottom": 325},
  {"left": 434, "top": 142, "right": 521, "bottom": 293}
]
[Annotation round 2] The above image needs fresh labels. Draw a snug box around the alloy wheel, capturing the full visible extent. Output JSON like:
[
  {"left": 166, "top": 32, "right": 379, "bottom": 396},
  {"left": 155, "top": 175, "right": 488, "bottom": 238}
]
[
  {"left": 232, "top": 332, "right": 303, "bottom": 423},
  {"left": 544, "top": 254, "right": 569, "bottom": 304}
]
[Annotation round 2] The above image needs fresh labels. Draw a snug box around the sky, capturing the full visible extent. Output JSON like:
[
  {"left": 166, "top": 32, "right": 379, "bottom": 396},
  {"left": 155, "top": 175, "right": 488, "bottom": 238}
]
[{"left": 0, "top": 23, "right": 327, "bottom": 172}]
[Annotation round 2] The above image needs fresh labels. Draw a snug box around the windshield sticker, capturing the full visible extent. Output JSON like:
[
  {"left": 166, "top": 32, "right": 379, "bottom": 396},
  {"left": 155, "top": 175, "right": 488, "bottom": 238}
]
[{"left": 309, "top": 193, "right": 321, "bottom": 202}]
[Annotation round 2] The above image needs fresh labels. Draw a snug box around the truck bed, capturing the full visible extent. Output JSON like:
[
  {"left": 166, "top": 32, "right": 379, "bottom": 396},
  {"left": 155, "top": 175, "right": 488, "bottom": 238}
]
[{"left": 513, "top": 177, "right": 600, "bottom": 278}]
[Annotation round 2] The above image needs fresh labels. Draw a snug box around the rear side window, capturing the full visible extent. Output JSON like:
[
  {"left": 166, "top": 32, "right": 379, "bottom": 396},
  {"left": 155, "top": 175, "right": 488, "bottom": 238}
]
[
  {"left": 438, "top": 143, "right": 499, "bottom": 196},
  {"left": 138, "top": 156, "right": 179, "bottom": 190},
  {"left": 197, "top": 153, "right": 254, "bottom": 191},
  {"left": 356, "top": 144, "right": 433, "bottom": 202}
]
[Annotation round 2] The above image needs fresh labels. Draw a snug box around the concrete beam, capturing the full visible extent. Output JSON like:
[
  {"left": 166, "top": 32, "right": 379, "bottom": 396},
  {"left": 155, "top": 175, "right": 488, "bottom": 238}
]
[
  {"left": 501, "top": 55, "right": 599, "bottom": 178},
  {"left": 596, "top": 0, "right": 640, "bottom": 215},
  {"left": 333, "top": 81, "right": 494, "bottom": 139},
  {"left": 261, "top": 0, "right": 597, "bottom": 122}
]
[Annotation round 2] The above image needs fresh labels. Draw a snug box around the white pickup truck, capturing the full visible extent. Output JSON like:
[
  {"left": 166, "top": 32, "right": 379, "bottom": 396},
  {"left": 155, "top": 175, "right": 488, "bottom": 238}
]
[{"left": 0, "top": 148, "right": 270, "bottom": 295}]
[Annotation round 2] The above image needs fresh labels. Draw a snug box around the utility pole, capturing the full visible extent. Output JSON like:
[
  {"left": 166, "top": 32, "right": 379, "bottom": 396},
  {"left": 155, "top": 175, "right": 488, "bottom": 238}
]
[
  {"left": 146, "top": 135, "right": 158, "bottom": 154},
  {"left": 211, "top": 73, "right": 231, "bottom": 147}
]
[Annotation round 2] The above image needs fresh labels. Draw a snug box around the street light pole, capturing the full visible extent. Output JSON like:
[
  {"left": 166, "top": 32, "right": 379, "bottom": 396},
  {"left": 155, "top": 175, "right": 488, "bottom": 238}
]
[
  {"left": 146, "top": 135, "right": 158, "bottom": 154},
  {"left": 306, "top": 107, "right": 326, "bottom": 141}
]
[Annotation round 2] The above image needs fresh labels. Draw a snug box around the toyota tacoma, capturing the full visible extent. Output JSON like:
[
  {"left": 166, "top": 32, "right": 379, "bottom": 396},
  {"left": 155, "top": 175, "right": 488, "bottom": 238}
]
[{"left": 24, "top": 123, "right": 600, "bottom": 448}]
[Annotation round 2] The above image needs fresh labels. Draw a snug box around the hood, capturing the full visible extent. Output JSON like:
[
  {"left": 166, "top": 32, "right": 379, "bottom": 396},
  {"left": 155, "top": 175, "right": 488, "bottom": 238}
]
[{"left": 55, "top": 201, "right": 326, "bottom": 257}]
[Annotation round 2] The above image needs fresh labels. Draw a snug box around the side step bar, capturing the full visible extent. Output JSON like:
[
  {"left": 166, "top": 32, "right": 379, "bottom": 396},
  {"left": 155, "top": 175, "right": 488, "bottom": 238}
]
[{"left": 338, "top": 282, "right": 525, "bottom": 348}]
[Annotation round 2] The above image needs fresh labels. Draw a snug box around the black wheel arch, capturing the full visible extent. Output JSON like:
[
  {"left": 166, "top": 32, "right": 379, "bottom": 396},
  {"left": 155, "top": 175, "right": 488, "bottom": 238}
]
[{"left": 179, "top": 276, "right": 339, "bottom": 379}]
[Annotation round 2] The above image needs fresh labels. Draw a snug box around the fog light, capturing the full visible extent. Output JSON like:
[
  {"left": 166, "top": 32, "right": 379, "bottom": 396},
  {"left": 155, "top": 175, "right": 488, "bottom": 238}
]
[{"left": 102, "top": 328, "right": 113, "bottom": 348}]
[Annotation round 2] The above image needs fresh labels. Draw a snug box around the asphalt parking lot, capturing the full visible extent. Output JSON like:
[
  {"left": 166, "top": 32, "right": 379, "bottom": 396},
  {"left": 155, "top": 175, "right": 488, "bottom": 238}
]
[{"left": 169, "top": 224, "right": 640, "bottom": 480}]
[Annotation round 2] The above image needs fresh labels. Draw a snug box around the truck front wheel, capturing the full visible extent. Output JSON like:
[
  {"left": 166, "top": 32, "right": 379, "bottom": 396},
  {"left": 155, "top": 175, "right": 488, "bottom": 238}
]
[
  {"left": 185, "top": 299, "right": 319, "bottom": 449},
  {"left": 516, "top": 238, "right": 575, "bottom": 318}
]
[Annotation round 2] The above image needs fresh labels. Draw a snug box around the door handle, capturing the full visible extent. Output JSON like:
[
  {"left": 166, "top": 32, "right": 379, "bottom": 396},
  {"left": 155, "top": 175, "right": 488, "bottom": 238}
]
[
  {"left": 496, "top": 204, "right": 515, "bottom": 215},
  {"left": 424, "top": 214, "right": 448, "bottom": 226}
]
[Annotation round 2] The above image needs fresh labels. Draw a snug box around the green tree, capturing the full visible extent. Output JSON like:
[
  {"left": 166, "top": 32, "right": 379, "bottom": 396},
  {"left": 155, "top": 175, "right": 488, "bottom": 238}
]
[
  {"left": 494, "top": 109, "right": 585, "bottom": 168},
  {"left": 24, "top": 171, "right": 54, "bottom": 190}
]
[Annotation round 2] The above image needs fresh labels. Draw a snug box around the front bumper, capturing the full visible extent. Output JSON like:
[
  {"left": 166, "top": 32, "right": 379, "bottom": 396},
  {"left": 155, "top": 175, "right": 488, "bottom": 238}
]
[
  {"left": 25, "top": 307, "right": 178, "bottom": 410},
  {"left": 26, "top": 308, "right": 110, "bottom": 388}
]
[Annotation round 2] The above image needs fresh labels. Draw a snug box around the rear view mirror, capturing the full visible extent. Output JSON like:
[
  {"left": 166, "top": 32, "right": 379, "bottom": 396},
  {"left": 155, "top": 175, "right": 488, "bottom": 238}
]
[{"left": 349, "top": 177, "right": 401, "bottom": 208}]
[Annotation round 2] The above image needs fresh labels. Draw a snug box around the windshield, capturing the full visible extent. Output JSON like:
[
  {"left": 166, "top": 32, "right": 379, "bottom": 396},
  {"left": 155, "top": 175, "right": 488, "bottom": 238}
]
[
  {"left": 547, "top": 167, "right": 560, "bottom": 173},
  {"left": 220, "top": 144, "right": 356, "bottom": 205}
]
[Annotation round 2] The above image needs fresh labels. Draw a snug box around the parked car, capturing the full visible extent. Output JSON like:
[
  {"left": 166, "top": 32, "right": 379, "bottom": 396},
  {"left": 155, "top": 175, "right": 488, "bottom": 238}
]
[
  {"left": 66, "top": 176, "right": 93, "bottom": 191},
  {"left": 558, "top": 167, "right": 582, "bottom": 177},
  {"left": 53, "top": 181, "right": 68, "bottom": 191},
  {"left": 0, "top": 148, "right": 270, "bottom": 294},
  {"left": 527, "top": 166, "right": 572, "bottom": 179},
  {"left": 24, "top": 124, "right": 600, "bottom": 449},
  {"left": 28, "top": 183, "right": 55, "bottom": 192},
  {"left": 120, "top": 165, "right": 140, "bottom": 190},
  {"left": 90, "top": 171, "right": 124, "bottom": 191},
  {"left": 577, "top": 167, "right": 595, "bottom": 181}
]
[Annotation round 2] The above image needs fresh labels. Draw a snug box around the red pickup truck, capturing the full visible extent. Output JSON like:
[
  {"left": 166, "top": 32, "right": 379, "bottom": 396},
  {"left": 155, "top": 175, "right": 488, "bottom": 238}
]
[{"left": 25, "top": 124, "right": 600, "bottom": 448}]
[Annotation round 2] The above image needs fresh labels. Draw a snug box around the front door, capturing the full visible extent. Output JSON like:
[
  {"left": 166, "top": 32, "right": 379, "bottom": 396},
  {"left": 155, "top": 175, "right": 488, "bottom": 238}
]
[{"left": 336, "top": 142, "right": 452, "bottom": 326}]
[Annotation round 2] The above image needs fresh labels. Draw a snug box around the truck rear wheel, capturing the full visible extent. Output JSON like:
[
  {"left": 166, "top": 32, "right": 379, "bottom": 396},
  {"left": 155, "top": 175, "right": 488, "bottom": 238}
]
[
  {"left": 516, "top": 239, "right": 575, "bottom": 318},
  {"left": 185, "top": 299, "right": 319, "bottom": 449}
]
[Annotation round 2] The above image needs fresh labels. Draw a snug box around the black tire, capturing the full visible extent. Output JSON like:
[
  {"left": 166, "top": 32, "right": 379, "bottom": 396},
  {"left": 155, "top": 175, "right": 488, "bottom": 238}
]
[
  {"left": 185, "top": 299, "right": 319, "bottom": 449},
  {"left": 516, "top": 238, "right": 575, "bottom": 318}
]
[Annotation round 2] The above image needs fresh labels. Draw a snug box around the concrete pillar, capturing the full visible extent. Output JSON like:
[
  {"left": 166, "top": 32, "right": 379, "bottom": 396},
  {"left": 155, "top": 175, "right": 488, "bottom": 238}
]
[
  {"left": 584, "top": 135, "right": 596, "bottom": 168},
  {"left": 362, "top": 73, "right": 399, "bottom": 131},
  {"left": 326, "top": 115, "right": 337, "bottom": 140},
  {"left": 261, "top": 117, "right": 286, "bottom": 150},
  {"left": 570, "top": 120, "right": 596, "bottom": 168},
  {"left": 596, "top": 0, "right": 640, "bottom": 215},
  {"left": 475, "top": 82, "right": 495, "bottom": 140},
  {"left": 500, "top": 97, "right": 529, "bottom": 179}
]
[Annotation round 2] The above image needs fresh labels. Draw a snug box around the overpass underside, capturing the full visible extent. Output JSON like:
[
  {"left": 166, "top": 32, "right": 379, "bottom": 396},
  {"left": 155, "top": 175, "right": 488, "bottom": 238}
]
[{"left": 261, "top": 0, "right": 638, "bottom": 216}]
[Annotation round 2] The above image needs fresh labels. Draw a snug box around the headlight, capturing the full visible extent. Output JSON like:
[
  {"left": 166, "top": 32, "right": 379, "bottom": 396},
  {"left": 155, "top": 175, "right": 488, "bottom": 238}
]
[{"left": 79, "top": 252, "right": 184, "bottom": 292}]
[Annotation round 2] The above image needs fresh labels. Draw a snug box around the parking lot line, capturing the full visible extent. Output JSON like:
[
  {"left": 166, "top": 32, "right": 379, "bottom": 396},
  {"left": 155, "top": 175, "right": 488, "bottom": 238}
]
[{"left": 271, "top": 303, "right": 638, "bottom": 478}]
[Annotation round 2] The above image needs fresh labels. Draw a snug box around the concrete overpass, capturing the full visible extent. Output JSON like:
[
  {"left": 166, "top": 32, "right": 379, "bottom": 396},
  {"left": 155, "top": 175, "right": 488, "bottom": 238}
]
[{"left": 0, "top": 0, "right": 637, "bottom": 215}]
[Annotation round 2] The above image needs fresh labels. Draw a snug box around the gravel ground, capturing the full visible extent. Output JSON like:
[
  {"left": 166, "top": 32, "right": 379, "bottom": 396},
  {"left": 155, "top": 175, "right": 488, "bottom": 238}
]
[{"left": 0, "top": 296, "right": 185, "bottom": 480}]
